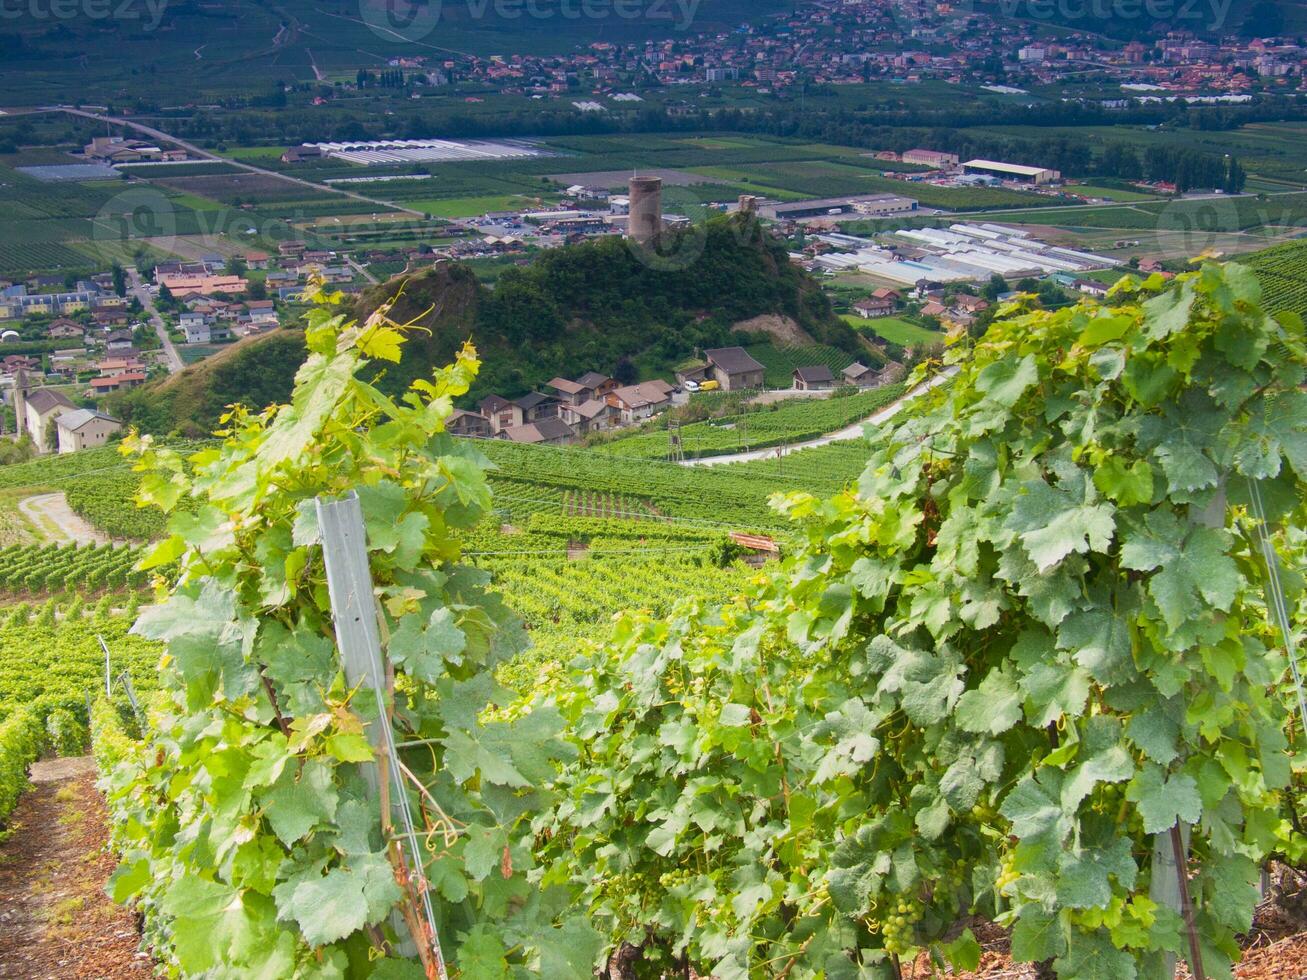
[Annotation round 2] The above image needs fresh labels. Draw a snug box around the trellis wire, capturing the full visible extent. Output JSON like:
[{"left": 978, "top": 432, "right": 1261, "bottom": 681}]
[{"left": 1248, "top": 479, "right": 1307, "bottom": 738}]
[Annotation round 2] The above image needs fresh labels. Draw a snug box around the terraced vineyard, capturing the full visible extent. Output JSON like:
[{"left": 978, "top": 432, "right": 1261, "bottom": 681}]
[
  {"left": 596, "top": 382, "right": 907, "bottom": 460},
  {"left": 1245, "top": 239, "right": 1307, "bottom": 316},
  {"left": 0, "top": 542, "right": 151, "bottom": 596},
  {"left": 467, "top": 514, "right": 757, "bottom": 689},
  {"left": 743, "top": 342, "right": 867, "bottom": 387}
]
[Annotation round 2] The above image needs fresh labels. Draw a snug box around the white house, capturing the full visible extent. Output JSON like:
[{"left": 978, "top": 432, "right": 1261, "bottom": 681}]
[
  {"left": 179, "top": 312, "right": 210, "bottom": 344},
  {"left": 56, "top": 408, "right": 123, "bottom": 454}
]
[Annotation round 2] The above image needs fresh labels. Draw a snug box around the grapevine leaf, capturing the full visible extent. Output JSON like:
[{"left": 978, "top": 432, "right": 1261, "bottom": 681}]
[
  {"left": 719, "top": 703, "right": 753, "bottom": 727},
  {"left": 389, "top": 606, "right": 468, "bottom": 684},
  {"left": 944, "top": 929, "right": 982, "bottom": 972},
  {"left": 1057, "top": 607, "right": 1136, "bottom": 687},
  {"left": 259, "top": 350, "right": 355, "bottom": 467},
  {"left": 1120, "top": 511, "right": 1239, "bottom": 633},
  {"left": 443, "top": 726, "right": 529, "bottom": 788},
  {"left": 280, "top": 855, "right": 401, "bottom": 948},
  {"left": 956, "top": 667, "right": 1022, "bottom": 735},
  {"left": 1141, "top": 280, "right": 1195, "bottom": 341},
  {"left": 463, "top": 823, "right": 509, "bottom": 881},
  {"left": 159, "top": 877, "right": 261, "bottom": 974},
  {"left": 1056, "top": 835, "right": 1137, "bottom": 908},
  {"left": 1137, "top": 393, "right": 1223, "bottom": 498},
  {"left": 1092, "top": 458, "right": 1154, "bottom": 507},
  {"left": 259, "top": 759, "right": 338, "bottom": 846},
  {"left": 940, "top": 759, "right": 984, "bottom": 813},
  {"left": 1010, "top": 905, "right": 1065, "bottom": 962},
  {"left": 916, "top": 795, "right": 951, "bottom": 840},
  {"left": 1201, "top": 855, "right": 1259, "bottom": 933},
  {"left": 1000, "top": 769, "right": 1070, "bottom": 846},
  {"left": 976, "top": 354, "right": 1039, "bottom": 408},
  {"left": 456, "top": 925, "right": 512, "bottom": 979},
  {"left": 1054, "top": 929, "right": 1138, "bottom": 980},
  {"left": 107, "top": 858, "right": 151, "bottom": 904},
  {"left": 1126, "top": 704, "right": 1181, "bottom": 765},
  {"left": 1006, "top": 474, "right": 1115, "bottom": 572},
  {"left": 1020, "top": 661, "right": 1091, "bottom": 728},
  {"left": 536, "top": 918, "right": 604, "bottom": 978},
  {"left": 257, "top": 622, "right": 336, "bottom": 717},
  {"left": 1126, "top": 765, "right": 1203, "bottom": 834}
]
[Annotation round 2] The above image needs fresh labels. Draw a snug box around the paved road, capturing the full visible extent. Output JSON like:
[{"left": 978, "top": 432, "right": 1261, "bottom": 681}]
[
  {"left": 681, "top": 366, "right": 959, "bottom": 467},
  {"left": 44, "top": 107, "right": 427, "bottom": 218},
  {"left": 126, "top": 266, "right": 184, "bottom": 373}
]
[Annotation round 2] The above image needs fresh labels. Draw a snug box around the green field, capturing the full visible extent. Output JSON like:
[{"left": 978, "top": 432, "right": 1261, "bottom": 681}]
[{"left": 843, "top": 314, "right": 944, "bottom": 347}]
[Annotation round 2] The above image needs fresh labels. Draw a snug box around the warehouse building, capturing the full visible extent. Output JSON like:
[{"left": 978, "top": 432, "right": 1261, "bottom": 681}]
[
  {"left": 962, "top": 159, "right": 1062, "bottom": 185},
  {"left": 902, "top": 149, "right": 959, "bottom": 168},
  {"left": 760, "top": 194, "right": 918, "bottom": 221}
]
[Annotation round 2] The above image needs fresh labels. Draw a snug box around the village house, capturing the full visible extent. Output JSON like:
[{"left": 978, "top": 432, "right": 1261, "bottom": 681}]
[
  {"left": 842, "top": 362, "right": 878, "bottom": 387},
  {"left": 179, "top": 312, "right": 210, "bottom": 344},
  {"left": 703, "top": 347, "right": 766, "bottom": 391},
  {"left": 1074, "top": 279, "right": 1109, "bottom": 298},
  {"left": 89, "top": 372, "right": 146, "bottom": 394},
  {"left": 793, "top": 365, "right": 836, "bottom": 391},
  {"left": 22, "top": 388, "right": 75, "bottom": 452},
  {"left": 514, "top": 392, "right": 558, "bottom": 424},
  {"left": 105, "top": 329, "right": 136, "bottom": 352},
  {"left": 479, "top": 394, "right": 524, "bottom": 434},
  {"left": 920, "top": 301, "right": 949, "bottom": 319},
  {"left": 853, "top": 297, "right": 895, "bottom": 318},
  {"left": 499, "top": 417, "right": 577, "bottom": 446},
  {"left": 547, "top": 372, "right": 618, "bottom": 406},
  {"left": 559, "top": 397, "right": 619, "bottom": 434},
  {"left": 606, "top": 380, "right": 675, "bottom": 423},
  {"left": 446, "top": 409, "right": 493, "bottom": 438},
  {"left": 56, "top": 409, "right": 123, "bottom": 454},
  {"left": 952, "top": 294, "right": 990, "bottom": 314},
  {"left": 46, "top": 318, "right": 85, "bottom": 341}
]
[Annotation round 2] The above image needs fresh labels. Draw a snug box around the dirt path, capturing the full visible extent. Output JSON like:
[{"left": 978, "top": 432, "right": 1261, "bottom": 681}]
[
  {"left": 16, "top": 494, "right": 107, "bottom": 546},
  {"left": 0, "top": 757, "right": 150, "bottom": 979}
]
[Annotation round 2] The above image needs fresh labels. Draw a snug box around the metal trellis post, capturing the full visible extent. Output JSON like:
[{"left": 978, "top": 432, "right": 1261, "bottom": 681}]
[{"left": 316, "top": 491, "right": 448, "bottom": 980}]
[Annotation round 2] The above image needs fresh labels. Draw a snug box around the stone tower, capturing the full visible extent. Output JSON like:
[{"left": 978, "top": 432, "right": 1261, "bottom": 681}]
[{"left": 628, "top": 175, "right": 663, "bottom": 246}]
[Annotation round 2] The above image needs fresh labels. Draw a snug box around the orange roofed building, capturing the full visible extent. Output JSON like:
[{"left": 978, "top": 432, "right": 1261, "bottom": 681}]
[{"left": 157, "top": 273, "right": 248, "bottom": 297}]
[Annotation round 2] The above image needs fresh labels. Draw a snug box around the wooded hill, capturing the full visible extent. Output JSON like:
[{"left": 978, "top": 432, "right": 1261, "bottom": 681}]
[{"left": 110, "top": 215, "right": 864, "bottom": 435}]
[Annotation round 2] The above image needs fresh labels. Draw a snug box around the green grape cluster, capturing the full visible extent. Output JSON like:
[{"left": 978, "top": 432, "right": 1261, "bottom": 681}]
[
  {"left": 995, "top": 853, "right": 1020, "bottom": 895},
  {"left": 877, "top": 896, "right": 924, "bottom": 957}
]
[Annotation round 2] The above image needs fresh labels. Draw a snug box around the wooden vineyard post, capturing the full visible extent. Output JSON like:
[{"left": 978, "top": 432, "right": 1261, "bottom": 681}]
[{"left": 317, "top": 491, "right": 449, "bottom": 980}]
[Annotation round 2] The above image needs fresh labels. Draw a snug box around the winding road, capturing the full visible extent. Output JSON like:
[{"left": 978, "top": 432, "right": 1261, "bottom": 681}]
[
  {"left": 17, "top": 493, "right": 107, "bottom": 546},
  {"left": 126, "top": 265, "right": 184, "bottom": 374},
  {"left": 681, "top": 366, "right": 959, "bottom": 467}
]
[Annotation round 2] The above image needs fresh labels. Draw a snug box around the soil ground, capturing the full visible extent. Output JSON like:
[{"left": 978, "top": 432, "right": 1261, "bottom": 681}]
[{"left": 0, "top": 757, "right": 149, "bottom": 979}]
